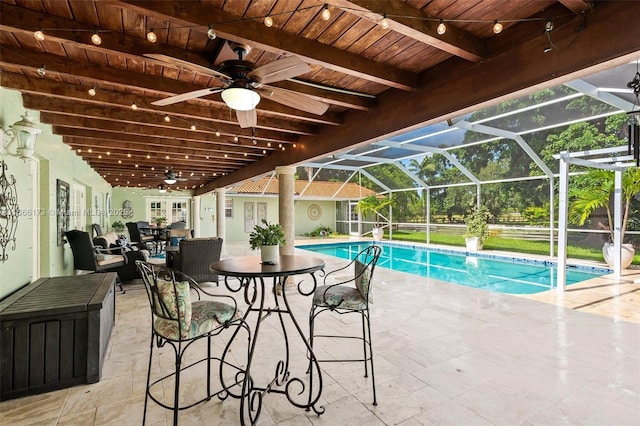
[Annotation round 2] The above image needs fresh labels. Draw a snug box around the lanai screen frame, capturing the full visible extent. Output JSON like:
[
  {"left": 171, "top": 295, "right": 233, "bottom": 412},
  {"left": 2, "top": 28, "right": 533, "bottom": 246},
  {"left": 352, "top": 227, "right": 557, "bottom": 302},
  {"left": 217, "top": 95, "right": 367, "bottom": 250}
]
[{"left": 300, "top": 60, "right": 639, "bottom": 259}]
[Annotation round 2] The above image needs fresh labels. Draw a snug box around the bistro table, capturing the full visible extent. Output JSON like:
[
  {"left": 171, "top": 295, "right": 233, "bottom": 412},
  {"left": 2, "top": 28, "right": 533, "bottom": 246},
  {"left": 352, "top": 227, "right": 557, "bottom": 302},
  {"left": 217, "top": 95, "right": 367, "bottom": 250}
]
[{"left": 210, "top": 255, "right": 325, "bottom": 425}]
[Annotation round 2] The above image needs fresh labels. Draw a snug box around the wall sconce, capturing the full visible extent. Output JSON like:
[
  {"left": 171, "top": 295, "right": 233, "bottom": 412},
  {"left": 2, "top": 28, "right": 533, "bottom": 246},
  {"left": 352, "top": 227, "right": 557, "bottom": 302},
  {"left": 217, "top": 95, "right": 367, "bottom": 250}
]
[{"left": 1, "top": 112, "right": 43, "bottom": 159}]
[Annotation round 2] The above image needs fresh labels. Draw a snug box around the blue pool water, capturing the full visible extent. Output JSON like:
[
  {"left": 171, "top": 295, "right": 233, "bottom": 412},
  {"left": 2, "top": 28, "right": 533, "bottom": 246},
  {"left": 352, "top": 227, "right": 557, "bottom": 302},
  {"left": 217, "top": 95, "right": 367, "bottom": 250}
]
[{"left": 296, "top": 242, "right": 608, "bottom": 295}]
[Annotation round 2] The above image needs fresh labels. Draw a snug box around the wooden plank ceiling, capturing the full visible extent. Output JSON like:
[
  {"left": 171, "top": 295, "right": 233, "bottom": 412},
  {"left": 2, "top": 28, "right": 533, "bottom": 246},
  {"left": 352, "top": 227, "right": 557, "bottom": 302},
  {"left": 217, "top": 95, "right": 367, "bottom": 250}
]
[{"left": 0, "top": 0, "right": 638, "bottom": 196}]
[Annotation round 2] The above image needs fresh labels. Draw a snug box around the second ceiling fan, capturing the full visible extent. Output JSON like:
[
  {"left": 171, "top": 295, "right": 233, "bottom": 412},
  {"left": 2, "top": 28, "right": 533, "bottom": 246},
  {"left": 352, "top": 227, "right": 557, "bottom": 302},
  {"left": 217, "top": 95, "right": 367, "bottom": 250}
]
[{"left": 146, "top": 42, "right": 329, "bottom": 128}]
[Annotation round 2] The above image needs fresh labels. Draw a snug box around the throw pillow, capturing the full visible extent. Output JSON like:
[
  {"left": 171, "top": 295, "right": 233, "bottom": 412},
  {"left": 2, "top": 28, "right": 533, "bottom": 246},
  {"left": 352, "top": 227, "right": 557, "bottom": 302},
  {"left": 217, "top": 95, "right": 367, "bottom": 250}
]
[
  {"left": 354, "top": 260, "right": 372, "bottom": 303},
  {"left": 155, "top": 278, "right": 192, "bottom": 338}
]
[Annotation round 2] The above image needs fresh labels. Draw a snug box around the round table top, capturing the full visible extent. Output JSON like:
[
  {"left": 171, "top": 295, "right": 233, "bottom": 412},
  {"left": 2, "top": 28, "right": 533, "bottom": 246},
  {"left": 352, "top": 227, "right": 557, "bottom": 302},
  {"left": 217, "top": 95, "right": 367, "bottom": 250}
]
[{"left": 210, "top": 255, "right": 325, "bottom": 278}]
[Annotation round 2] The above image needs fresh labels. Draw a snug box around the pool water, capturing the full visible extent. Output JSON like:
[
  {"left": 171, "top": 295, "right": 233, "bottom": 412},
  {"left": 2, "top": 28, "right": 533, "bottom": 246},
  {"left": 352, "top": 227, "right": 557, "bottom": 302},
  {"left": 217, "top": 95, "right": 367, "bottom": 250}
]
[{"left": 296, "top": 242, "right": 608, "bottom": 295}]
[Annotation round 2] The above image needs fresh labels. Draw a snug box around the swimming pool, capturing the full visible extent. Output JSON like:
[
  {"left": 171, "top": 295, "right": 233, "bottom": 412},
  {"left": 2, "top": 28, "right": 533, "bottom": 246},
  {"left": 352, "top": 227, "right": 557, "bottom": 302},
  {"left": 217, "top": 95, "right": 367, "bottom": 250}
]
[{"left": 296, "top": 242, "right": 608, "bottom": 295}]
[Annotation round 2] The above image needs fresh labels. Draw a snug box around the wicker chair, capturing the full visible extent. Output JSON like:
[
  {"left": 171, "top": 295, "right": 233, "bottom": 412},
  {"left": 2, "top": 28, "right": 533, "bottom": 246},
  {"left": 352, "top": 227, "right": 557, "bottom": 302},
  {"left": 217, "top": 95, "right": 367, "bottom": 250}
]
[
  {"left": 308, "top": 245, "right": 382, "bottom": 404},
  {"left": 172, "top": 237, "right": 223, "bottom": 284},
  {"left": 65, "top": 230, "right": 128, "bottom": 292},
  {"left": 126, "top": 221, "right": 154, "bottom": 251}
]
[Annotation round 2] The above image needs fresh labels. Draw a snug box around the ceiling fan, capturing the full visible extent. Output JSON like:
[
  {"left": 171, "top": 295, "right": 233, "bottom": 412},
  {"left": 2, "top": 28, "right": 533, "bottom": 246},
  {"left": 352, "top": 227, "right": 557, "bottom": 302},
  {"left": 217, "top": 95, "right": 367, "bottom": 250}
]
[
  {"left": 163, "top": 168, "right": 189, "bottom": 185},
  {"left": 145, "top": 42, "right": 329, "bottom": 128}
]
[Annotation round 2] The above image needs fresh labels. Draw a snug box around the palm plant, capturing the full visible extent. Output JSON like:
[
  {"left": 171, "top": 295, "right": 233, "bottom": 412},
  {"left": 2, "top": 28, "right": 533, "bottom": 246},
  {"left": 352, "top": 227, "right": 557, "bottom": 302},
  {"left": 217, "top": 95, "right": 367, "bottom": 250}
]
[
  {"left": 249, "top": 219, "right": 286, "bottom": 249},
  {"left": 569, "top": 167, "right": 640, "bottom": 242},
  {"left": 356, "top": 195, "right": 394, "bottom": 227}
]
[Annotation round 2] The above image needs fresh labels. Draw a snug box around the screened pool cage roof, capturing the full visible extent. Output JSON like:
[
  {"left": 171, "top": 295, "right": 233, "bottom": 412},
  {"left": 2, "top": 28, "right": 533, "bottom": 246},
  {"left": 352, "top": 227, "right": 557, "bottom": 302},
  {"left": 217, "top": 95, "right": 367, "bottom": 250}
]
[{"left": 241, "top": 59, "right": 639, "bottom": 198}]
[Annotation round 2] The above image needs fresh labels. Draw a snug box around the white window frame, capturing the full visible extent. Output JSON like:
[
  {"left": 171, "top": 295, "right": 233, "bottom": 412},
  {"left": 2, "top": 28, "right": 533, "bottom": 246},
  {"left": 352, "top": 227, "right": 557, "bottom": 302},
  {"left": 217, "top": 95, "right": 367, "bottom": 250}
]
[{"left": 145, "top": 197, "right": 191, "bottom": 226}]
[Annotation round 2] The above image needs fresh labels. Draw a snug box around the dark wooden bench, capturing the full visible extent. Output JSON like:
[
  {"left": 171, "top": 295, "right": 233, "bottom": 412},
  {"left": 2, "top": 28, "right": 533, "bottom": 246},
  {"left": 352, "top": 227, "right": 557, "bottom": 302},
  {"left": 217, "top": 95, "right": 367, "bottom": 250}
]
[{"left": 0, "top": 273, "right": 116, "bottom": 400}]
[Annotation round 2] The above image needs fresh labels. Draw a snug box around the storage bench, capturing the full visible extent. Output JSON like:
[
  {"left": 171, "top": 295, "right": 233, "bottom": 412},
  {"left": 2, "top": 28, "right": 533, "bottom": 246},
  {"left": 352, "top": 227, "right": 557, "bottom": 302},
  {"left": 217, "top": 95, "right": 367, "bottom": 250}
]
[{"left": 0, "top": 273, "right": 116, "bottom": 400}]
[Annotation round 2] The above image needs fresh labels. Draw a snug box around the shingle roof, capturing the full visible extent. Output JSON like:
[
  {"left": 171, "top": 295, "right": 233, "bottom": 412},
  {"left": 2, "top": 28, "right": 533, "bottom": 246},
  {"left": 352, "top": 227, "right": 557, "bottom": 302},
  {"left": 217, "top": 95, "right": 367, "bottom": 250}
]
[{"left": 228, "top": 178, "right": 376, "bottom": 199}]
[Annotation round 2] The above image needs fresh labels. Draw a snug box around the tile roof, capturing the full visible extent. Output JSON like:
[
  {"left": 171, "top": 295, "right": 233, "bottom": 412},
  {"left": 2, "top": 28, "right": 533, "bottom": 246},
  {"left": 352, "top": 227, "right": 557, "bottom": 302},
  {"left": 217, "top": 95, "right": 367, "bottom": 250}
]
[{"left": 228, "top": 178, "right": 376, "bottom": 199}]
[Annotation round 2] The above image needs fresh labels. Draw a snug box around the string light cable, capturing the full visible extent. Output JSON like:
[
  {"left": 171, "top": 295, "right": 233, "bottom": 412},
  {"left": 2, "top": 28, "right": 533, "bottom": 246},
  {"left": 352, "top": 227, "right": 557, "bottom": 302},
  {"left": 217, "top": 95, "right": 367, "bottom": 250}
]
[{"left": 31, "top": 4, "right": 582, "bottom": 43}]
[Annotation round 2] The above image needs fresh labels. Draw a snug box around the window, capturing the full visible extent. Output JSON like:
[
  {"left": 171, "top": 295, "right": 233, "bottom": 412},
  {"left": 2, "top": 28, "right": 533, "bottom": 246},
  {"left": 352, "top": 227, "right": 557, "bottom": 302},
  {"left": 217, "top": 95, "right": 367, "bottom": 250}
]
[
  {"left": 149, "top": 201, "right": 165, "bottom": 221},
  {"left": 146, "top": 198, "right": 190, "bottom": 225},
  {"left": 225, "top": 199, "right": 233, "bottom": 218},
  {"left": 170, "top": 201, "right": 188, "bottom": 224}
]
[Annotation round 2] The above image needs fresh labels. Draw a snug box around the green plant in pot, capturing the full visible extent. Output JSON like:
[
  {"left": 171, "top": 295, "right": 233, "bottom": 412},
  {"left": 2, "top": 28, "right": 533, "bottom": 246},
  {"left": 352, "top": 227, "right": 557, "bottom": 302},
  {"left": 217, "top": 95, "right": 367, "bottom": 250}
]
[
  {"left": 249, "top": 219, "right": 286, "bottom": 264},
  {"left": 151, "top": 216, "right": 167, "bottom": 227},
  {"left": 464, "top": 205, "right": 490, "bottom": 251},
  {"left": 569, "top": 167, "right": 640, "bottom": 268},
  {"left": 112, "top": 220, "right": 125, "bottom": 232},
  {"left": 356, "top": 195, "right": 394, "bottom": 240}
]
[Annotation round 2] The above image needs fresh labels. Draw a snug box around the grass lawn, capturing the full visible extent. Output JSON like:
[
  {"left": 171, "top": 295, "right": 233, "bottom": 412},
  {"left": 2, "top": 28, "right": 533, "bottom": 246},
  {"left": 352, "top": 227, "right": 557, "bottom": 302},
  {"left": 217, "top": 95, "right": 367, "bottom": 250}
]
[{"left": 388, "top": 230, "right": 640, "bottom": 265}]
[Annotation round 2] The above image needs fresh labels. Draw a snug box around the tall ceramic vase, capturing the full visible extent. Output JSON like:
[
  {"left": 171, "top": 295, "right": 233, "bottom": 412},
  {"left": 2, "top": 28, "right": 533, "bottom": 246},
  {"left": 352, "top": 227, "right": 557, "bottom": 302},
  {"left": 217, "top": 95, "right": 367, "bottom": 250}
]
[{"left": 260, "top": 245, "right": 279, "bottom": 264}]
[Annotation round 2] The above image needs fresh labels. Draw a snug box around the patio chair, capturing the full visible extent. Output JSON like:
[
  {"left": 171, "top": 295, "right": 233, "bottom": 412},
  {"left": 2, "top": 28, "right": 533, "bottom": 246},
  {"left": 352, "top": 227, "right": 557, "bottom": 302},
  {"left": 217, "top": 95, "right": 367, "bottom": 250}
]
[
  {"left": 172, "top": 237, "right": 223, "bottom": 285},
  {"left": 308, "top": 244, "right": 382, "bottom": 404},
  {"left": 167, "top": 228, "right": 193, "bottom": 247},
  {"left": 64, "top": 229, "right": 128, "bottom": 292},
  {"left": 135, "top": 261, "right": 249, "bottom": 425},
  {"left": 126, "top": 221, "right": 154, "bottom": 252},
  {"left": 91, "top": 223, "right": 103, "bottom": 238},
  {"left": 169, "top": 221, "right": 187, "bottom": 230},
  {"left": 93, "top": 231, "right": 149, "bottom": 282}
]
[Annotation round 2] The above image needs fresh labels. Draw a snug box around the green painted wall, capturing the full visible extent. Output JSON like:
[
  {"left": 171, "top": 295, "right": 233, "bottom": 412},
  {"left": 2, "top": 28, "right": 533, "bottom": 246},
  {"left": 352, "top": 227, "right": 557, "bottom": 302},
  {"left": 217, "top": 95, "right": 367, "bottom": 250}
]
[
  {"left": 0, "top": 88, "right": 111, "bottom": 299},
  {"left": 223, "top": 196, "right": 335, "bottom": 242}
]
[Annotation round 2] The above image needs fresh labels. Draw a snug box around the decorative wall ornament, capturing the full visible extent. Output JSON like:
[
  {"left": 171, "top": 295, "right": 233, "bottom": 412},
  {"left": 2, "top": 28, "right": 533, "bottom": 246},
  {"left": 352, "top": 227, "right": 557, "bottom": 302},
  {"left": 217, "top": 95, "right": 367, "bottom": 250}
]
[
  {"left": 56, "top": 179, "right": 70, "bottom": 246},
  {"left": 0, "top": 160, "right": 19, "bottom": 262},
  {"left": 121, "top": 200, "right": 133, "bottom": 218},
  {"left": 307, "top": 204, "right": 322, "bottom": 221}
]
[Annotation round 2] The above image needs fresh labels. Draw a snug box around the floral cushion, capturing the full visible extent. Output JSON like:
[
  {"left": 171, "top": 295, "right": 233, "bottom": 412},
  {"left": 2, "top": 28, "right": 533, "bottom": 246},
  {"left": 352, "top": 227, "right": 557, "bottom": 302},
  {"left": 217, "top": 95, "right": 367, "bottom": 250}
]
[
  {"left": 152, "top": 278, "right": 192, "bottom": 339},
  {"left": 313, "top": 284, "right": 367, "bottom": 310},
  {"left": 354, "top": 260, "right": 372, "bottom": 303},
  {"left": 154, "top": 300, "right": 241, "bottom": 340}
]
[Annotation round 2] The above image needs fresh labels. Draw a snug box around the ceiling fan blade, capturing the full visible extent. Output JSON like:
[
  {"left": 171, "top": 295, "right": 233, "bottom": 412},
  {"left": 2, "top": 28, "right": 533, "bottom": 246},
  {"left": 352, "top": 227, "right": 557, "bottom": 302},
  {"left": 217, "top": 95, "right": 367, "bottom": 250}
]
[
  {"left": 236, "top": 109, "right": 257, "bottom": 128},
  {"left": 249, "top": 56, "right": 312, "bottom": 85},
  {"left": 144, "top": 53, "right": 232, "bottom": 81},
  {"left": 259, "top": 86, "right": 329, "bottom": 115},
  {"left": 152, "top": 88, "right": 223, "bottom": 106}
]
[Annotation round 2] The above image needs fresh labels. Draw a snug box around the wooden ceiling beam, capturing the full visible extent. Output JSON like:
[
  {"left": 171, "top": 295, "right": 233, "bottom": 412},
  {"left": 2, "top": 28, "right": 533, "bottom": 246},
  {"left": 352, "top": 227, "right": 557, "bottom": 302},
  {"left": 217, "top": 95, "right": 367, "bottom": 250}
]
[
  {"left": 1, "top": 72, "right": 317, "bottom": 135},
  {"left": 114, "top": 0, "right": 418, "bottom": 90},
  {"left": 34, "top": 105, "right": 299, "bottom": 144},
  {"left": 558, "top": 0, "right": 593, "bottom": 15},
  {"left": 70, "top": 151, "right": 239, "bottom": 168},
  {"left": 52, "top": 126, "right": 272, "bottom": 157},
  {"left": 330, "top": 0, "right": 484, "bottom": 62},
  {"left": 195, "top": 0, "right": 640, "bottom": 194},
  {"left": 0, "top": 3, "right": 375, "bottom": 110},
  {"left": 0, "top": 45, "right": 341, "bottom": 126},
  {"left": 64, "top": 137, "right": 260, "bottom": 162}
]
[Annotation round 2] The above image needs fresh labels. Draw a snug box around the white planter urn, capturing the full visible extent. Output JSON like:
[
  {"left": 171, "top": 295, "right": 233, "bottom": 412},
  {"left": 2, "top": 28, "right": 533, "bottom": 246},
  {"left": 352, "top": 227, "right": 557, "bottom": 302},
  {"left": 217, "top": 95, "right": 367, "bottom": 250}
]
[
  {"left": 260, "top": 244, "right": 279, "bottom": 265},
  {"left": 371, "top": 227, "right": 384, "bottom": 241},
  {"left": 602, "top": 242, "right": 635, "bottom": 269},
  {"left": 465, "top": 236, "right": 483, "bottom": 251}
]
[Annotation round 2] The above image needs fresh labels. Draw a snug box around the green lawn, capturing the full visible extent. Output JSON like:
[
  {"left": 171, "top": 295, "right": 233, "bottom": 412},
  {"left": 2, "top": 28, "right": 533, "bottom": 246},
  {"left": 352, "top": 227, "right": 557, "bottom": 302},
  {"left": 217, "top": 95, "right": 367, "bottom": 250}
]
[{"left": 387, "top": 230, "right": 640, "bottom": 265}]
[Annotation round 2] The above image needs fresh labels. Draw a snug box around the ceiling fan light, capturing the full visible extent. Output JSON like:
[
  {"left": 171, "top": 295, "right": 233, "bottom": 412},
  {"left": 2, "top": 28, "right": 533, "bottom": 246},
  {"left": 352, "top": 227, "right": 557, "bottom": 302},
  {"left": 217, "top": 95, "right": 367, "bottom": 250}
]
[
  {"left": 164, "top": 178, "right": 177, "bottom": 185},
  {"left": 221, "top": 87, "right": 260, "bottom": 111}
]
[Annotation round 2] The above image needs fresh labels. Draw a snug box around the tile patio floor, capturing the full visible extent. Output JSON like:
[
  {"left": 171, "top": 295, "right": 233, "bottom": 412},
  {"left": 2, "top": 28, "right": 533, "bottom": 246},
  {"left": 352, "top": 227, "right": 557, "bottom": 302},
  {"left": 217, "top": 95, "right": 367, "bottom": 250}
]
[{"left": 1, "top": 240, "right": 638, "bottom": 425}]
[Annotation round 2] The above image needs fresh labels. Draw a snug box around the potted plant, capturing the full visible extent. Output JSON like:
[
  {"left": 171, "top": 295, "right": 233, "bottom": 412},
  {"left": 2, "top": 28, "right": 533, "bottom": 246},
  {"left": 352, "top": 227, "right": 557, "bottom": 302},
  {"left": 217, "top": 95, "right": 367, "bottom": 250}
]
[
  {"left": 249, "top": 219, "right": 286, "bottom": 264},
  {"left": 151, "top": 216, "right": 167, "bottom": 227},
  {"left": 464, "top": 205, "right": 490, "bottom": 251},
  {"left": 112, "top": 220, "right": 125, "bottom": 232},
  {"left": 356, "top": 195, "right": 394, "bottom": 241},
  {"left": 569, "top": 167, "right": 640, "bottom": 268}
]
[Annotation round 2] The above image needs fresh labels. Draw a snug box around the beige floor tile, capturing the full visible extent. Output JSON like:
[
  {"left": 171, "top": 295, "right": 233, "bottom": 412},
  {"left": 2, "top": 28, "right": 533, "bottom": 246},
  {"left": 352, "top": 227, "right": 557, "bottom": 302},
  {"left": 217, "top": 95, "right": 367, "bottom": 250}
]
[{"left": 2, "top": 240, "right": 638, "bottom": 425}]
